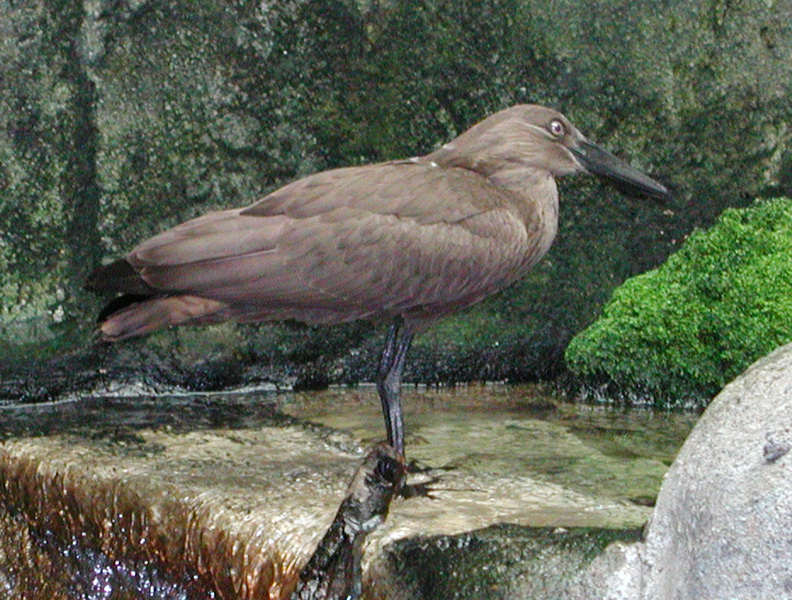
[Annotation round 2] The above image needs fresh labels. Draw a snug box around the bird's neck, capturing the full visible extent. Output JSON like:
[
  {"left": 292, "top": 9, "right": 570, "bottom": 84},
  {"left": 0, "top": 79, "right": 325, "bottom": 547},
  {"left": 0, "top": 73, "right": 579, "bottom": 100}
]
[
  {"left": 425, "top": 146, "right": 560, "bottom": 258},
  {"left": 491, "top": 166, "right": 560, "bottom": 260}
]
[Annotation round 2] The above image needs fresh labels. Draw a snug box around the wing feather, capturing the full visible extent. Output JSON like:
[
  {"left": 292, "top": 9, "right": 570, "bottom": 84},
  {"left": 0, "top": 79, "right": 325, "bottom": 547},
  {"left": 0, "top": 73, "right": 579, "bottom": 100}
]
[
  {"left": 131, "top": 211, "right": 286, "bottom": 266},
  {"left": 122, "top": 161, "right": 543, "bottom": 323}
]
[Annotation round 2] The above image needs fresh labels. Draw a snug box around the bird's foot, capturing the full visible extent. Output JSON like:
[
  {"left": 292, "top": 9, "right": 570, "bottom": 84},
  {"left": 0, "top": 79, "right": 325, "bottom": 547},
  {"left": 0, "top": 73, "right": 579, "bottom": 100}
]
[
  {"left": 397, "top": 458, "right": 449, "bottom": 499},
  {"left": 399, "top": 474, "right": 444, "bottom": 500}
]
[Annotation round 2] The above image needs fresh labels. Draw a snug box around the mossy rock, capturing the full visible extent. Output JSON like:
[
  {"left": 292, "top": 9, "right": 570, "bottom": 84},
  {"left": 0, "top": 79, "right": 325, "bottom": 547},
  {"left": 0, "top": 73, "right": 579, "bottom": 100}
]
[{"left": 566, "top": 197, "right": 792, "bottom": 404}]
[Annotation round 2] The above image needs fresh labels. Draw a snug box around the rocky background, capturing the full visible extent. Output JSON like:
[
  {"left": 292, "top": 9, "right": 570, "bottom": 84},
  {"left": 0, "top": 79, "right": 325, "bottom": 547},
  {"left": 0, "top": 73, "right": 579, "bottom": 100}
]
[{"left": 1, "top": 0, "right": 791, "bottom": 401}]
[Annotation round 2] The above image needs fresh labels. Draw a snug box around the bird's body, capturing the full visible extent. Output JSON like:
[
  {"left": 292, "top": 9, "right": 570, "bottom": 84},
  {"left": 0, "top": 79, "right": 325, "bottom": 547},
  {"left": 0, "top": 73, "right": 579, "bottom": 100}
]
[
  {"left": 89, "top": 104, "right": 669, "bottom": 455},
  {"left": 96, "top": 159, "right": 554, "bottom": 338},
  {"left": 93, "top": 106, "right": 565, "bottom": 340}
]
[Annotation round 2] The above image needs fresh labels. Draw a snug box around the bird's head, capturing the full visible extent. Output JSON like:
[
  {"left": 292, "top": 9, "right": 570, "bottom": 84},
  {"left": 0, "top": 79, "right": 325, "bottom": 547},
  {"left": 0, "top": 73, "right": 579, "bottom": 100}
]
[{"left": 430, "top": 104, "right": 670, "bottom": 201}]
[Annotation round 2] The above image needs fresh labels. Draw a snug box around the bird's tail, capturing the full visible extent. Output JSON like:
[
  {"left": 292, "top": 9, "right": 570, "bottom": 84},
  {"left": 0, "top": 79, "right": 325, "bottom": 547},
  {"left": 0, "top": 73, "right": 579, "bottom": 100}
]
[
  {"left": 98, "top": 295, "right": 228, "bottom": 341},
  {"left": 87, "top": 258, "right": 227, "bottom": 341},
  {"left": 86, "top": 258, "right": 157, "bottom": 296}
]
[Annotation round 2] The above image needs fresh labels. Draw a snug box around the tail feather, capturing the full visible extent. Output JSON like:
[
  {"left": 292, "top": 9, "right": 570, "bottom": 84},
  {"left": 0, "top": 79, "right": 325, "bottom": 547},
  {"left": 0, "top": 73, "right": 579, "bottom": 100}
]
[
  {"left": 97, "top": 293, "right": 154, "bottom": 324},
  {"left": 86, "top": 259, "right": 156, "bottom": 295},
  {"left": 88, "top": 259, "right": 230, "bottom": 341},
  {"left": 99, "top": 295, "right": 228, "bottom": 341}
]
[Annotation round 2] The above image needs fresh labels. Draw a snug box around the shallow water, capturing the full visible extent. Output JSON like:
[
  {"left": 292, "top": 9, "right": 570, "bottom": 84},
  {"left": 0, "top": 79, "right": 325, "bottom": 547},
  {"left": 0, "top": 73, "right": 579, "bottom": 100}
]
[
  {"left": 0, "top": 382, "right": 697, "bottom": 521},
  {"left": 279, "top": 383, "right": 697, "bottom": 506},
  {"left": 0, "top": 383, "right": 697, "bottom": 509},
  {"left": 0, "top": 383, "right": 697, "bottom": 599}
]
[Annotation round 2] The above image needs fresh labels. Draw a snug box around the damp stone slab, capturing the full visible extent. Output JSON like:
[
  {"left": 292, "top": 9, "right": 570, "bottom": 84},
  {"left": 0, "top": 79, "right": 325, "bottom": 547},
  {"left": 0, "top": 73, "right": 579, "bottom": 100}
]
[
  {"left": 0, "top": 391, "right": 658, "bottom": 599},
  {"left": 0, "top": 398, "right": 359, "bottom": 599}
]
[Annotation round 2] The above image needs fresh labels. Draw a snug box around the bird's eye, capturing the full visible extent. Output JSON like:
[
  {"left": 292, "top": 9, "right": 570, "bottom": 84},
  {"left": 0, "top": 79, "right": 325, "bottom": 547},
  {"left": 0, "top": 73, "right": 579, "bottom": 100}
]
[{"left": 548, "top": 119, "right": 565, "bottom": 138}]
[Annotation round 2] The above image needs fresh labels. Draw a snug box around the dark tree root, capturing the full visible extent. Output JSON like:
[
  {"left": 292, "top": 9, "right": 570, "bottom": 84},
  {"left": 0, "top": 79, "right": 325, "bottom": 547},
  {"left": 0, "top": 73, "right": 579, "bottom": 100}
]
[{"left": 291, "top": 443, "right": 406, "bottom": 600}]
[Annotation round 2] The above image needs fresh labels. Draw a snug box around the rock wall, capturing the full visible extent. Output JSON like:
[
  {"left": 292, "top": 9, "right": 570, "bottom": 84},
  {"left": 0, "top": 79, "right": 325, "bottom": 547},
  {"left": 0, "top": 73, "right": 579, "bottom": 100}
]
[{"left": 2, "top": 0, "right": 791, "bottom": 385}]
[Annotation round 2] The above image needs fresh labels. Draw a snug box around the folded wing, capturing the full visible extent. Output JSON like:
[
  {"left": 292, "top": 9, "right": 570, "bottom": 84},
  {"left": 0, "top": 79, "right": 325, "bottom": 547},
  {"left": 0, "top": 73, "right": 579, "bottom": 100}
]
[{"left": 91, "top": 161, "right": 541, "bottom": 339}]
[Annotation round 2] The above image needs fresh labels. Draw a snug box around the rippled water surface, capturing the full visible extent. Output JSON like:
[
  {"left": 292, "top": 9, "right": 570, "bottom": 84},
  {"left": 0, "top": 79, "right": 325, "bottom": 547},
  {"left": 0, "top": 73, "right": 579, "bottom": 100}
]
[
  {"left": 1, "top": 383, "right": 697, "bottom": 510},
  {"left": 278, "top": 383, "right": 698, "bottom": 506}
]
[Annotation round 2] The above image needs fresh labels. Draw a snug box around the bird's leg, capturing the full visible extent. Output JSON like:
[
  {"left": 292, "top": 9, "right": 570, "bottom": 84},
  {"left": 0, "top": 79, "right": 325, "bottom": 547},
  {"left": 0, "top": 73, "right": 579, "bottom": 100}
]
[
  {"left": 293, "top": 326, "right": 418, "bottom": 599},
  {"left": 292, "top": 324, "right": 413, "bottom": 600},
  {"left": 376, "top": 319, "right": 414, "bottom": 457}
]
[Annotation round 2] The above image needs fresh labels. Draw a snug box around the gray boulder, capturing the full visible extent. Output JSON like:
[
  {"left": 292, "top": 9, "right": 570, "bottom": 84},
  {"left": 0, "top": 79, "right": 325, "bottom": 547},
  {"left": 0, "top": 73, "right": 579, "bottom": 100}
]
[{"left": 570, "top": 341, "right": 792, "bottom": 599}]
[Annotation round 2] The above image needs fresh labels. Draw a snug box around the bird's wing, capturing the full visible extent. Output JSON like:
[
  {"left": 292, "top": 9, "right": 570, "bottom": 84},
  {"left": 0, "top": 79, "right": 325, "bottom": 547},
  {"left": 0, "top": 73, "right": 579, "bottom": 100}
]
[
  {"left": 127, "top": 162, "right": 539, "bottom": 317},
  {"left": 240, "top": 161, "right": 501, "bottom": 223}
]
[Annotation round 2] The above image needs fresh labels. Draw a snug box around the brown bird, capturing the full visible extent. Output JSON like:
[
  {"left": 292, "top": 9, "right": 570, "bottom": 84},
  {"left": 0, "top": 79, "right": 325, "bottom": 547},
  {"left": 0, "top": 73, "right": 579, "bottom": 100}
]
[{"left": 88, "top": 104, "right": 669, "bottom": 456}]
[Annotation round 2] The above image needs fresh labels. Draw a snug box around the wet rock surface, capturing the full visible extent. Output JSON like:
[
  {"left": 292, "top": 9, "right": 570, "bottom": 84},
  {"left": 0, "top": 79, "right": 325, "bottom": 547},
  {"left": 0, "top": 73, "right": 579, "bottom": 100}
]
[
  {"left": 0, "top": 396, "right": 348, "bottom": 599},
  {"left": 379, "top": 526, "right": 642, "bottom": 600},
  {"left": 0, "top": 385, "right": 692, "bottom": 599},
  {"left": 0, "top": 325, "right": 575, "bottom": 405}
]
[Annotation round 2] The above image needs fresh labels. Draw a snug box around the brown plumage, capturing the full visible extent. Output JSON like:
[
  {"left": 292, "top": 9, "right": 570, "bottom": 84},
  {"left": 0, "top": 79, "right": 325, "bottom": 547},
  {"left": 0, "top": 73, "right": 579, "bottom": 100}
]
[{"left": 88, "top": 104, "right": 669, "bottom": 455}]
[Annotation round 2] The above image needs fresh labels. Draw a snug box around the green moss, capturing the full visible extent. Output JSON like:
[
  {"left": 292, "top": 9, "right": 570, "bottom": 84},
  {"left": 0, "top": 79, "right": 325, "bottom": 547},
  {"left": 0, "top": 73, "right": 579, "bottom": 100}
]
[
  {"left": 386, "top": 525, "right": 643, "bottom": 600},
  {"left": 566, "top": 197, "right": 792, "bottom": 404}
]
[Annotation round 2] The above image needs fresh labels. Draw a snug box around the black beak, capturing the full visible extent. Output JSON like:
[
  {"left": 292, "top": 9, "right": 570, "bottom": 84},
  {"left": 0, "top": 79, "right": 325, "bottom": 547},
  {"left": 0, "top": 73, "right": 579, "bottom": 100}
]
[{"left": 570, "top": 139, "right": 670, "bottom": 201}]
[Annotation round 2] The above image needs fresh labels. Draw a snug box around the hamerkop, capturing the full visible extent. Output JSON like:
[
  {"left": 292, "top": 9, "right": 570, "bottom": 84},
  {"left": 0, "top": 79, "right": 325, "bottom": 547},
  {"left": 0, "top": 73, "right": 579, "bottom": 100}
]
[{"left": 88, "top": 104, "right": 669, "bottom": 456}]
